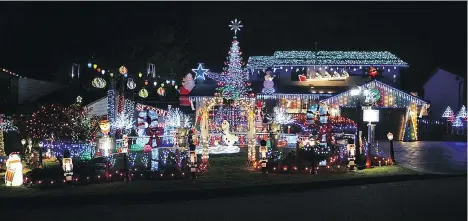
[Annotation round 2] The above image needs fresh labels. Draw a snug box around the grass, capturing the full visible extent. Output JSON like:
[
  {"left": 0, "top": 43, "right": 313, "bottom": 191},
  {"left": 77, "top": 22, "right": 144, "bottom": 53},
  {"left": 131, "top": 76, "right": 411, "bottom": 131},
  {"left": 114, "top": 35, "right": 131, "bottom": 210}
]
[{"left": 0, "top": 151, "right": 420, "bottom": 198}]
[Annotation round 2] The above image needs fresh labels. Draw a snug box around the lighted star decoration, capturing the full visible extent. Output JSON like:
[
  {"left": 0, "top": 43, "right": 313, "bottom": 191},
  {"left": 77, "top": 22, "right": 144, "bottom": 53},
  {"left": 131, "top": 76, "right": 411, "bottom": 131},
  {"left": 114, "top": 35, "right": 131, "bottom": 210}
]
[
  {"left": 229, "top": 18, "right": 243, "bottom": 35},
  {"left": 192, "top": 63, "right": 209, "bottom": 80}
]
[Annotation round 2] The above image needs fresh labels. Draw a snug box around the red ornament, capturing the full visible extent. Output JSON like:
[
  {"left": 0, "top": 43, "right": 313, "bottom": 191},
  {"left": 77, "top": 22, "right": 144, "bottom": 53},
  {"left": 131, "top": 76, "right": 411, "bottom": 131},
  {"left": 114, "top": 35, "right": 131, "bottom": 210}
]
[
  {"left": 249, "top": 92, "right": 255, "bottom": 97},
  {"left": 144, "top": 80, "right": 149, "bottom": 86}
]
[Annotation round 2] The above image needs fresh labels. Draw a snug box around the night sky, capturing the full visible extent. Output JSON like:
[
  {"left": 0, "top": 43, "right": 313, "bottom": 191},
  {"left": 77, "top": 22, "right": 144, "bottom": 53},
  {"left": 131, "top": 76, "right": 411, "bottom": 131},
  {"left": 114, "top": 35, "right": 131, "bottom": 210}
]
[{"left": 0, "top": 2, "right": 466, "bottom": 92}]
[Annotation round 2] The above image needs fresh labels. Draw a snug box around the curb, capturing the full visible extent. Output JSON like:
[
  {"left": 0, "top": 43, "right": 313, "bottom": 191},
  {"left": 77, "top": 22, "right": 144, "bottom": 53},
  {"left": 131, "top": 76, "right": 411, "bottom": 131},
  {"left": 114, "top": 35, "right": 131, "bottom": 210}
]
[{"left": 1, "top": 173, "right": 466, "bottom": 209}]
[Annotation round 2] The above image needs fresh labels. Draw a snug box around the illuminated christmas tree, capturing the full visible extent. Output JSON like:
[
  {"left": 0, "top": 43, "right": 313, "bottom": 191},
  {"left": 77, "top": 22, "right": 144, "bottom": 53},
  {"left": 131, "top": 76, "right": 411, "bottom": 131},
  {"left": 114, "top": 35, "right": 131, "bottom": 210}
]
[
  {"left": 403, "top": 117, "right": 417, "bottom": 142},
  {"left": 26, "top": 104, "right": 99, "bottom": 141},
  {"left": 453, "top": 117, "right": 463, "bottom": 127},
  {"left": 0, "top": 116, "right": 18, "bottom": 156},
  {"left": 456, "top": 105, "right": 467, "bottom": 120},
  {"left": 215, "top": 19, "right": 252, "bottom": 100},
  {"left": 442, "top": 106, "right": 454, "bottom": 118}
]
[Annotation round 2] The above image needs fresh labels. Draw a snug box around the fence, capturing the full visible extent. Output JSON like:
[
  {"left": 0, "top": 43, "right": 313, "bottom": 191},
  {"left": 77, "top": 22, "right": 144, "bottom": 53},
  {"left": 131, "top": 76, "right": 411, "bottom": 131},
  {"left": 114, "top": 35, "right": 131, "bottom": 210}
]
[{"left": 417, "top": 119, "right": 467, "bottom": 141}]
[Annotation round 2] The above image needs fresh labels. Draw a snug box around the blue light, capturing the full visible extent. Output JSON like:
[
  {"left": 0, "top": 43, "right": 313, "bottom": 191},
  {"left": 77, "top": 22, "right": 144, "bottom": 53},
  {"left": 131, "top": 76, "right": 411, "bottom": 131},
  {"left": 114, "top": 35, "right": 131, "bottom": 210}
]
[
  {"left": 192, "top": 63, "right": 209, "bottom": 80},
  {"left": 87, "top": 63, "right": 92, "bottom": 68}
]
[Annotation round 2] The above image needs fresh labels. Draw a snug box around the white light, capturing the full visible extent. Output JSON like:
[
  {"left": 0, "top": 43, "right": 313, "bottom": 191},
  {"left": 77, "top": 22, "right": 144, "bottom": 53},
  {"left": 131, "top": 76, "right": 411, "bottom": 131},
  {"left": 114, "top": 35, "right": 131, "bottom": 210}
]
[
  {"left": 387, "top": 132, "right": 394, "bottom": 141},
  {"left": 393, "top": 74, "right": 396, "bottom": 78},
  {"left": 350, "top": 88, "right": 360, "bottom": 96},
  {"left": 101, "top": 70, "right": 106, "bottom": 75}
]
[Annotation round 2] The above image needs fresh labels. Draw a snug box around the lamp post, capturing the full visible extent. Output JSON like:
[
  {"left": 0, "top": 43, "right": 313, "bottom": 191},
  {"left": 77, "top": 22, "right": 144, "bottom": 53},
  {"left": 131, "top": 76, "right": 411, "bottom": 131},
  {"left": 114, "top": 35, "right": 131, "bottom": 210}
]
[
  {"left": 387, "top": 132, "right": 396, "bottom": 164},
  {"left": 350, "top": 87, "right": 363, "bottom": 166},
  {"left": 21, "top": 139, "right": 26, "bottom": 157}
]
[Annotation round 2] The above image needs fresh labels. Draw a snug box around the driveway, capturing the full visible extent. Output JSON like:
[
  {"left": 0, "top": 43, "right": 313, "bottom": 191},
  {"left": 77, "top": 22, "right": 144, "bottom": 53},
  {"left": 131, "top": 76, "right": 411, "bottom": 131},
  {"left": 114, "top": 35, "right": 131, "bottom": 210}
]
[{"left": 377, "top": 141, "right": 467, "bottom": 174}]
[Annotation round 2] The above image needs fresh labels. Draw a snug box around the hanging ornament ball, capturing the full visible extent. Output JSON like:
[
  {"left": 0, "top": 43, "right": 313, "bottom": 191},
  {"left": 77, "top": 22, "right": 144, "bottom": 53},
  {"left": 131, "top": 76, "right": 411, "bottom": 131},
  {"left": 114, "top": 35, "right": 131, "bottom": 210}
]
[
  {"left": 144, "top": 80, "right": 149, "bottom": 86},
  {"left": 110, "top": 72, "right": 114, "bottom": 77},
  {"left": 171, "top": 80, "right": 175, "bottom": 85},
  {"left": 153, "top": 81, "right": 157, "bottom": 86},
  {"left": 93, "top": 64, "right": 98, "bottom": 69},
  {"left": 97, "top": 68, "right": 101, "bottom": 73},
  {"left": 139, "top": 88, "right": 149, "bottom": 98},
  {"left": 161, "top": 83, "right": 165, "bottom": 87},
  {"left": 138, "top": 72, "right": 143, "bottom": 78},
  {"left": 101, "top": 69, "right": 106, "bottom": 75},
  {"left": 127, "top": 78, "right": 136, "bottom": 90},
  {"left": 249, "top": 92, "right": 255, "bottom": 97},
  {"left": 119, "top": 66, "right": 128, "bottom": 75},
  {"left": 174, "top": 85, "right": 178, "bottom": 89},
  {"left": 124, "top": 73, "right": 128, "bottom": 78},
  {"left": 87, "top": 63, "right": 92, "bottom": 68},
  {"left": 157, "top": 87, "right": 166, "bottom": 96},
  {"left": 92, "top": 77, "right": 107, "bottom": 89}
]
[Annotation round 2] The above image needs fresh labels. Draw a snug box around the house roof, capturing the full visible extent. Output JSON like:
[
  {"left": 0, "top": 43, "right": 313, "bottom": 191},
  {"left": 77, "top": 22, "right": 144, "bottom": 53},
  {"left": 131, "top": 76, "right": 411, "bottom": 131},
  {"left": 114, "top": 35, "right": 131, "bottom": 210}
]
[
  {"left": 247, "top": 51, "right": 409, "bottom": 69},
  {"left": 423, "top": 68, "right": 465, "bottom": 88},
  {"left": 321, "top": 80, "right": 428, "bottom": 107}
]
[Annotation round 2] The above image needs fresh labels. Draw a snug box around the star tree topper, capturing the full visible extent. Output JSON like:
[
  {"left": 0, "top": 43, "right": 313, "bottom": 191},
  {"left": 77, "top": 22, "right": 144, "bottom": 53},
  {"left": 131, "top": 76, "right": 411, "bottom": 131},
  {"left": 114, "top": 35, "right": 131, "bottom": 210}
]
[
  {"left": 229, "top": 18, "right": 243, "bottom": 36},
  {"left": 192, "top": 63, "right": 209, "bottom": 81}
]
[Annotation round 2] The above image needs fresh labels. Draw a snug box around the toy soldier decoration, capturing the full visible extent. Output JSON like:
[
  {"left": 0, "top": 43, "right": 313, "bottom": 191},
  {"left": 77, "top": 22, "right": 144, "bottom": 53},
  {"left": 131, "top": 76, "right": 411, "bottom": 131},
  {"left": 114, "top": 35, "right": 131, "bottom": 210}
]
[
  {"left": 189, "top": 143, "right": 197, "bottom": 179},
  {"left": 62, "top": 150, "right": 73, "bottom": 182},
  {"left": 259, "top": 139, "right": 268, "bottom": 174}
]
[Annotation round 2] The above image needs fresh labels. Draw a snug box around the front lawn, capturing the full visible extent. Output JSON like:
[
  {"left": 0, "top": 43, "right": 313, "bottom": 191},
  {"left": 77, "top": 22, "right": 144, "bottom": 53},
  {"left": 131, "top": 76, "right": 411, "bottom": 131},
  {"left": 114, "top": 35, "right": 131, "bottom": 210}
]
[{"left": 0, "top": 151, "right": 420, "bottom": 198}]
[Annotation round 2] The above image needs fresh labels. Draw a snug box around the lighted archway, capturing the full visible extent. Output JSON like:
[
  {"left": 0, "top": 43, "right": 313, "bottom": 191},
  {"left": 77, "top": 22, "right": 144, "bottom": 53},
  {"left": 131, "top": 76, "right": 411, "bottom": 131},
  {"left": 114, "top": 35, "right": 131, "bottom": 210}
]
[{"left": 194, "top": 97, "right": 256, "bottom": 168}]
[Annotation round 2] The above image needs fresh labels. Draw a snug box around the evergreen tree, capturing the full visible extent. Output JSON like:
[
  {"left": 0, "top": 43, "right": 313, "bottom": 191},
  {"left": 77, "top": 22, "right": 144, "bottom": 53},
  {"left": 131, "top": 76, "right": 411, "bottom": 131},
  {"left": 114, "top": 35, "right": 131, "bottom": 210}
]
[{"left": 215, "top": 36, "right": 252, "bottom": 100}]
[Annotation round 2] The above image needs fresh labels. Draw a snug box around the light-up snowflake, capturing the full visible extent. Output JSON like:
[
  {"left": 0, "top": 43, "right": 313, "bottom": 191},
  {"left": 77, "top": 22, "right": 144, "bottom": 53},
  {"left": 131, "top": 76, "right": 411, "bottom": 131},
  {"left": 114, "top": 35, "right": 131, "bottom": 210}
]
[
  {"left": 112, "top": 112, "right": 135, "bottom": 134},
  {"left": 229, "top": 18, "right": 243, "bottom": 35},
  {"left": 273, "top": 106, "right": 294, "bottom": 125}
]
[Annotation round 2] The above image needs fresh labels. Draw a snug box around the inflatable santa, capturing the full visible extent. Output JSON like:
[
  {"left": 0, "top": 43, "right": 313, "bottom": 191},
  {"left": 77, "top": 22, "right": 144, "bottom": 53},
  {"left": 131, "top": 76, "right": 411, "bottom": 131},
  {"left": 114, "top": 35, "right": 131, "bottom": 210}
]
[
  {"left": 5, "top": 153, "right": 23, "bottom": 187},
  {"left": 179, "top": 73, "right": 195, "bottom": 106}
]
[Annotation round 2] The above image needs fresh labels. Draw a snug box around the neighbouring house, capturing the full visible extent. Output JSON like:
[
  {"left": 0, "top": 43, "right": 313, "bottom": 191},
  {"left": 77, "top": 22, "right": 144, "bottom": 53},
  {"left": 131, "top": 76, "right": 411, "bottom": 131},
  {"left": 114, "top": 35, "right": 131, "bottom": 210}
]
[
  {"left": 423, "top": 68, "right": 465, "bottom": 119},
  {"left": 0, "top": 68, "right": 67, "bottom": 114}
]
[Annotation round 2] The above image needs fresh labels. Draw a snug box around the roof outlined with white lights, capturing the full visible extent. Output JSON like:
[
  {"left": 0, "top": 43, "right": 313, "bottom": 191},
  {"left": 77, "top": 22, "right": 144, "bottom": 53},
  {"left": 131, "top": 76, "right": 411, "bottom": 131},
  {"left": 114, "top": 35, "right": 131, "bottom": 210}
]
[{"left": 247, "top": 51, "right": 409, "bottom": 69}]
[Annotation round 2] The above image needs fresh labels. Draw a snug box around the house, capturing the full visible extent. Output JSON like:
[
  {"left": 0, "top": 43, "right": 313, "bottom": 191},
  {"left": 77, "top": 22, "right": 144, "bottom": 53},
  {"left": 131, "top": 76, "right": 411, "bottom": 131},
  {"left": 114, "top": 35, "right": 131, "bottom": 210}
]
[
  {"left": 423, "top": 68, "right": 465, "bottom": 118},
  {"left": 188, "top": 50, "right": 427, "bottom": 141},
  {"left": 0, "top": 68, "right": 67, "bottom": 114}
]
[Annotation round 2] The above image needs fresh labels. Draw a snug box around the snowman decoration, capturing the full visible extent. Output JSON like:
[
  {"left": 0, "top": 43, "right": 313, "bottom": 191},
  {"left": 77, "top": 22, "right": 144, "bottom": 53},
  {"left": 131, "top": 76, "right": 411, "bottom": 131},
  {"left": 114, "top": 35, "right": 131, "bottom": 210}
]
[
  {"left": 207, "top": 120, "right": 240, "bottom": 154},
  {"left": 221, "top": 120, "right": 239, "bottom": 147},
  {"left": 262, "top": 71, "right": 275, "bottom": 94},
  {"left": 4, "top": 153, "right": 23, "bottom": 187}
]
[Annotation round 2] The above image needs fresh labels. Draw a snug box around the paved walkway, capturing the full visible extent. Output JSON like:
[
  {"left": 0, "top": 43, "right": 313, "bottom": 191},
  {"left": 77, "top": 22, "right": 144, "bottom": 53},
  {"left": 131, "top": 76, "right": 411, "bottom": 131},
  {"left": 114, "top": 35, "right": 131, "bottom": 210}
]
[{"left": 377, "top": 141, "right": 467, "bottom": 174}]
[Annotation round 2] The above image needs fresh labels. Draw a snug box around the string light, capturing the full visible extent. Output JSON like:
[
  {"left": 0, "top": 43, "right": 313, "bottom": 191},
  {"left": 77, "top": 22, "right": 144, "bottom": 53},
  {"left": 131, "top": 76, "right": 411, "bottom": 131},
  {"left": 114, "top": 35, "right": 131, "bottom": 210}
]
[{"left": 247, "top": 51, "right": 409, "bottom": 69}]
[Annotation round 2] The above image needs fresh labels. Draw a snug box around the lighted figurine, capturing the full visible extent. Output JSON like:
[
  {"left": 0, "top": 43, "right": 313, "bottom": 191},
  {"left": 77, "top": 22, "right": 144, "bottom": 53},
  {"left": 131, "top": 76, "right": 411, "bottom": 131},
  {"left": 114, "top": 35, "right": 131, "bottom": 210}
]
[
  {"left": 189, "top": 143, "right": 197, "bottom": 178},
  {"left": 4, "top": 153, "right": 23, "bottom": 187},
  {"left": 347, "top": 138, "right": 356, "bottom": 171},
  {"left": 62, "top": 150, "right": 73, "bottom": 181},
  {"left": 99, "top": 120, "right": 111, "bottom": 137},
  {"left": 221, "top": 120, "right": 239, "bottom": 147},
  {"left": 121, "top": 135, "right": 129, "bottom": 153},
  {"left": 262, "top": 71, "right": 275, "bottom": 94},
  {"left": 259, "top": 140, "right": 268, "bottom": 174}
]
